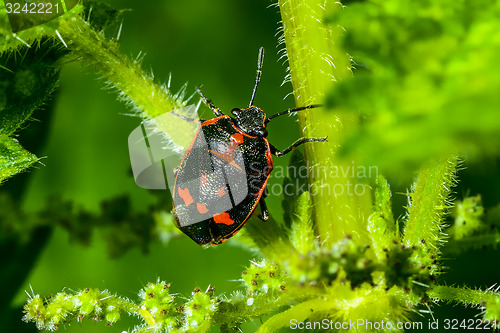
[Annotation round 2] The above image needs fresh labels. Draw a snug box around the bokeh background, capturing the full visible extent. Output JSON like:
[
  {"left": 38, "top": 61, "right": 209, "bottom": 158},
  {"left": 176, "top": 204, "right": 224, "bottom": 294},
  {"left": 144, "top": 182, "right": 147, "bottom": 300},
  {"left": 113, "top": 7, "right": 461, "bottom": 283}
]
[
  {"left": 4, "top": 0, "right": 500, "bottom": 332},
  {"left": 8, "top": 1, "right": 299, "bottom": 332}
]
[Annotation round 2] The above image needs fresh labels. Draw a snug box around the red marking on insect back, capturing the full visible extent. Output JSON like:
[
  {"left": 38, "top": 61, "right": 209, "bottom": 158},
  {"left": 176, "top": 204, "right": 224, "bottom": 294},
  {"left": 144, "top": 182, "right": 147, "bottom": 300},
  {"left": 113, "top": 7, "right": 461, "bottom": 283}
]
[
  {"left": 213, "top": 212, "right": 235, "bottom": 225},
  {"left": 209, "top": 150, "right": 243, "bottom": 171},
  {"left": 264, "top": 139, "right": 273, "bottom": 168},
  {"left": 231, "top": 133, "right": 244, "bottom": 145},
  {"left": 178, "top": 187, "right": 193, "bottom": 206},
  {"left": 196, "top": 202, "right": 209, "bottom": 214},
  {"left": 217, "top": 186, "right": 226, "bottom": 197}
]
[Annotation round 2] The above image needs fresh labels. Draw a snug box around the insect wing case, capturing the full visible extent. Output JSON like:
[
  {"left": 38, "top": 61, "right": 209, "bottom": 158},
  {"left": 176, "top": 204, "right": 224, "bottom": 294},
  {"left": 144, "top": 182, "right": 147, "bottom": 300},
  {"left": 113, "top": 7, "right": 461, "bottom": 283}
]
[
  {"left": 128, "top": 106, "right": 249, "bottom": 226},
  {"left": 174, "top": 116, "right": 249, "bottom": 227}
]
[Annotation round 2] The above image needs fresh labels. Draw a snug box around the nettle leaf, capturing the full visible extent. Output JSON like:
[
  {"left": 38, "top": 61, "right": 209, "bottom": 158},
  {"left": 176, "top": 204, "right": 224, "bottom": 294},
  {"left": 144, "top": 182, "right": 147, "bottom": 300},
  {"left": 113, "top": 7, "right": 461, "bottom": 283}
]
[
  {"left": 443, "top": 199, "right": 500, "bottom": 255},
  {"left": 0, "top": 40, "right": 66, "bottom": 135},
  {"left": 0, "top": 136, "right": 37, "bottom": 183},
  {"left": 0, "top": 0, "right": 128, "bottom": 184},
  {"left": 327, "top": 0, "right": 500, "bottom": 177},
  {"left": 0, "top": 38, "right": 68, "bottom": 182},
  {"left": 449, "top": 195, "right": 485, "bottom": 240}
]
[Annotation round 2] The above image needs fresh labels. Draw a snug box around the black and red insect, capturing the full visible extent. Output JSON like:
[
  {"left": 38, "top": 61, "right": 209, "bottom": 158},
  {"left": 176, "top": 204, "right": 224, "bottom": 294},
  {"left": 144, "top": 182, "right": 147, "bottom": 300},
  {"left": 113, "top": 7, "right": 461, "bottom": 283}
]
[{"left": 172, "top": 47, "right": 326, "bottom": 246}]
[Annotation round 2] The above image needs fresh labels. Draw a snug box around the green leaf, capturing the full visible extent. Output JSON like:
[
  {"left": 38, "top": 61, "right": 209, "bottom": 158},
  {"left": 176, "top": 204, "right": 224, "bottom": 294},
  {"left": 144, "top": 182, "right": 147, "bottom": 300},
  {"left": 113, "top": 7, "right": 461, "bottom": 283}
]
[
  {"left": 0, "top": 38, "right": 67, "bottom": 182},
  {"left": 0, "top": 135, "right": 38, "bottom": 183},
  {"left": 327, "top": 0, "right": 500, "bottom": 177},
  {"left": 449, "top": 195, "right": 485, "bottom": 240},
  {"left": 443, "top": 199, "right": 500, "bottom": 255},
  {"left": 258, "top": 298, "right": 333, "bottom": 333},
  {"left": 0, "top": 41, "right": 65, "bottom": 136}
]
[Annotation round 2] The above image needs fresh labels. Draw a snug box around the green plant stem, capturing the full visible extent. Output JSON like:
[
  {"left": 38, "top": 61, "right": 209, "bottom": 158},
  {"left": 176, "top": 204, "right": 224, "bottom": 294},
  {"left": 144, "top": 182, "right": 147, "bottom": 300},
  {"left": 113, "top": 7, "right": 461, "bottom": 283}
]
[
  {"left": 258, "top": 283, "right": 415, "bottom": 332},
  {"left": 443, "top": 233, "right": 500, "bottom": 255},
  {"left": 403, "top": 155, "right": 459, "bottom": 258},
  {"left": 428, "top": 285, "right": 500, "bottom": 319},
  {"left": 23, "top": 290, "right": 139, "bottom": 330},
  {"left": 214, "top": 290, "right": 315, "bottom": 329},
  {"left": 368, "top": 176, "right": 398, "bottom": 262},
  {"left": 256, "top": 298, "right": 334, "bottom": 333},
  {"left": 57, "top": 18, "right": 179, "bottom": 117},
  {"left": 278, "top": 0, "right": 372, "bottom": 246},
  {"left": 56, "top": 17, "right": 196, "bottom": 148}
]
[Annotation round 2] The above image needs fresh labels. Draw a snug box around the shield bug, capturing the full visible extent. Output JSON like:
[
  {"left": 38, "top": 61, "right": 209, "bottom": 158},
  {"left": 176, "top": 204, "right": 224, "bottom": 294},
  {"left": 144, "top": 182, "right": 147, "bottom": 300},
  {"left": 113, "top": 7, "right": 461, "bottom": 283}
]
[{"left": 172, "top": 47, "right": 326, "bottom": 246}]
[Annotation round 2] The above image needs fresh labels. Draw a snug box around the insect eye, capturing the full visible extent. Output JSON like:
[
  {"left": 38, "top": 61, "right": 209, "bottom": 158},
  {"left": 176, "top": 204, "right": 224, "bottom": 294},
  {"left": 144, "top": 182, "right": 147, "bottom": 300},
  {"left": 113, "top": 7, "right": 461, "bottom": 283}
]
[{"left": 231, "top": 108, "right": 241, "bottom": 116}]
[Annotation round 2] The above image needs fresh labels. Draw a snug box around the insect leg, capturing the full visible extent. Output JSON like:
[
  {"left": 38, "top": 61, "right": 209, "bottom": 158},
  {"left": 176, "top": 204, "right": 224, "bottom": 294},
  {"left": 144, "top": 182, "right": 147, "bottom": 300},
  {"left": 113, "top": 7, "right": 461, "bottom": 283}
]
[
  {"left": 196, "top": 86, "right": 224, "bottom": 117},
  {"left": 170, "top": 110, "right": 202, "bottom": 123},
  {"left": 258, "top": 197, "right": 269, "bottom": 222},
  {"left": 270, "top": 137, "right": 327, "bottom": 157},
  {"left": 249, "top": 47, "right": 264, "bottom": 107},
  {"left": 266, "top": 104, "right": 323, "bottom": 123}
]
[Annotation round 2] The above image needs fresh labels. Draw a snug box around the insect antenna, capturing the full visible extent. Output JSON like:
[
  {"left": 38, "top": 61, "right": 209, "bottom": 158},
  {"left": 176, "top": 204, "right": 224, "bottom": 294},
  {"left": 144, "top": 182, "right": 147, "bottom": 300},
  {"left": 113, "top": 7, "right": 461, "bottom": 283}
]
[
  {"left": 249, "top": 47, "right": 265, "bottom": 107},
  {"left": 266, "top": 104, "right": 323, "bottom": 123}
]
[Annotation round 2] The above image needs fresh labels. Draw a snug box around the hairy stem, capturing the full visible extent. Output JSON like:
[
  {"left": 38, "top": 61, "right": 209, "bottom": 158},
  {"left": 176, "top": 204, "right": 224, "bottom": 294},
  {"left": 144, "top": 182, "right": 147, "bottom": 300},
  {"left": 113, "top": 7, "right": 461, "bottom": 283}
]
[
  {"left": 278, "top": 0, "right": 372, "bottom": 246},
  {"left": 56, "top": 17, "right": 195, "bottom": 148},
  {"left": 57, "top": 18, "right": 179, "bottom": 117},
  {"left": 403, "top": 155, "right": 459, "bottom": 259},
  {"left": 443, "top": 233, "right": 500, "bottom": 255},
  {"left": 257, "top": 298, "right": 334, "bottom": 333},
  {"left": 428, "top": 284, "right": 500, "bottom": 322}
]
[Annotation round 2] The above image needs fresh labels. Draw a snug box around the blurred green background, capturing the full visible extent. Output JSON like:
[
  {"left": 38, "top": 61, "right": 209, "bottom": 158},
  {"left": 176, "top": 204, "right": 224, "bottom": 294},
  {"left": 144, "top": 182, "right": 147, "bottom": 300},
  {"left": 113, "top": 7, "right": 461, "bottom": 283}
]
[
  {"left": 3, "top": 0, "right": 500, "bottom": 332},
  {"left": 8, "top": 1, "right": 302, "bottom": 332}
]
